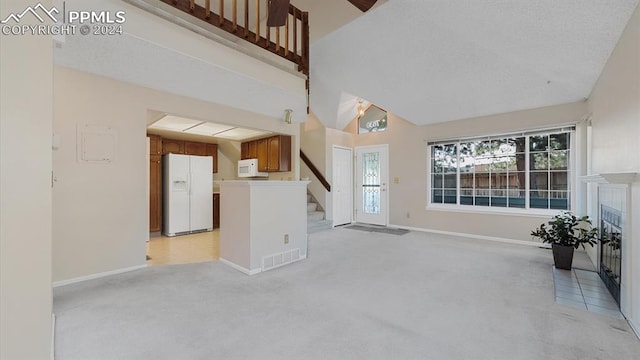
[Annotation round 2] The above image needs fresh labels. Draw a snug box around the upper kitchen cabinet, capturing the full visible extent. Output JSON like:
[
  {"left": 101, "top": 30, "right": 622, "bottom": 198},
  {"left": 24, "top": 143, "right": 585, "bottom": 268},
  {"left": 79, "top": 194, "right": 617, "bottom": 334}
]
[
  {"left": 268, "top": 135, "right": 291, "bottom": 172},
  {"left": 185, "top": 141, "right": 208, "bottom": 156},
  {"left": 241, "top": 135, "right": 291, "bottom": 172},
  {"left": 162, "top": 139, "right": 185, "bottom": 154},
  {"left": 241, "top": 141, "right": 258, "bottom": 160},
  {"left": 256, "top": 138, "right": 269, "bottom": 172},
  {"left": 149, "top": 135, "right": 162, "bottom": 155},
  {"left": 205, "top": 143, "right": 218, "bottom": 173}
]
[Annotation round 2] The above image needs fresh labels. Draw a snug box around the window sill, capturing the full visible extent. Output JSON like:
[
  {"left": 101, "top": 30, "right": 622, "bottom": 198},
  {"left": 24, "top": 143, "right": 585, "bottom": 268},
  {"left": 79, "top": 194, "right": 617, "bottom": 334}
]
[{"left": 425, "top": 204, "right": 562, "bottom": 218}]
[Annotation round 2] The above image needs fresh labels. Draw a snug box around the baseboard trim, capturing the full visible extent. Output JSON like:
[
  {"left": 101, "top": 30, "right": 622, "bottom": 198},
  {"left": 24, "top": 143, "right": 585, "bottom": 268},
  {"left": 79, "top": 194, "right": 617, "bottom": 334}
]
[
  {"left": 51, "top": 313, "right": 55, "bottom": 360},
  {"left": 52, "top": 264, "right": 147, "bottom": 288},
  {"left": 388, "top": 224, "right": 549, "bottom": 248},
  {"left": 629, "top": 318, "right": 640, "bottom": 340},
  {"left": 219, "top": 257, "right": 261, "bottom": 275}
]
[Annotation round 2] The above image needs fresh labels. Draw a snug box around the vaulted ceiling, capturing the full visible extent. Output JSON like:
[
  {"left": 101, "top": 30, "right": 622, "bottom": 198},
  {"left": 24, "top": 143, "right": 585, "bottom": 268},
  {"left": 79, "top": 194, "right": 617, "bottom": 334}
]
[{"left": 308, "top": 0, "right": 639, "bottom": 129}]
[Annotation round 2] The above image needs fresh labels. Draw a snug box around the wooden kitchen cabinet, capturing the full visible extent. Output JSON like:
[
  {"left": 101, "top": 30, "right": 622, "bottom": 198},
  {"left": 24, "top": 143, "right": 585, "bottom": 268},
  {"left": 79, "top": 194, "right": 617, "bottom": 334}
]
[
  {"left": 149, "top": 154, "right": 162, "bottom": 232},
  {"left": 256, "top": 138, "right": 269, "bottom": 172},
  {"left": 240, "top": 135, "right": 291, "bottom": 172},
  {"left": 248, "top": 141, "right": 257, "bottom": 159},
  {"left": 241, "top": 142, "right": 249, "bottom": 159},
  {"left": 149, "top": 135, "right": 162, "bottom": 155},
  {"left": 162, "top": 139, "right": 185, "bottom": 154},
  {"left": 268, "top": 135, "right": 291, "bottom": 172},
  {"left": 185, "top": 141, "right": 208, "bottom": 156},
  {"left": 213, "top": 193, "right": 220, "bottom": 228},
  {"left": 205, "top": 143, "right": 218, "bottom": 173},
  {"left": 241, "top": 141, "right": 257, "bottom": 160}
]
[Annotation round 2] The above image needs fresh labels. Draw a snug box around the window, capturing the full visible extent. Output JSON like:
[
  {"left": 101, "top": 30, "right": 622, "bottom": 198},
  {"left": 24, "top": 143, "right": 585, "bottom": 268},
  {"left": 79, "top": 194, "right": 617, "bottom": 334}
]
[{"left": 429, "top": 128, "right": 572, "bottom": 211}]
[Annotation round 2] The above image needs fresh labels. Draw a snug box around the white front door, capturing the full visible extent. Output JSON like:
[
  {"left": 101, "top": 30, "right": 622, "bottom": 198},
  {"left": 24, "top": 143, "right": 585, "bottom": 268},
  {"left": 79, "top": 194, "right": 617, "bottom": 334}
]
[
  {"left": 355, "top": 145, "right": 388, "bottom": 226},
  {"left": 332, "top": 146, "right": 353, "bottom": 226}
]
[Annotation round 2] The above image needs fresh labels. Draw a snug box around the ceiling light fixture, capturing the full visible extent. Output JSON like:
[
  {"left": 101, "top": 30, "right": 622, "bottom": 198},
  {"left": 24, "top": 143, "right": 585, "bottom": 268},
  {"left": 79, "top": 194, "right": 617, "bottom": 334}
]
[{"left": 357, "top": 99, "right": 365, "bottom": 119}]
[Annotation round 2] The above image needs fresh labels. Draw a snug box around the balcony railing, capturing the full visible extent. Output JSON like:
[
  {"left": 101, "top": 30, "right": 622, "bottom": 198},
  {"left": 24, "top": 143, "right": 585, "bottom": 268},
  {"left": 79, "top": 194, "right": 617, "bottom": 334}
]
[{"left": 160, "top": 0, "right": 309, "bottom": 76}]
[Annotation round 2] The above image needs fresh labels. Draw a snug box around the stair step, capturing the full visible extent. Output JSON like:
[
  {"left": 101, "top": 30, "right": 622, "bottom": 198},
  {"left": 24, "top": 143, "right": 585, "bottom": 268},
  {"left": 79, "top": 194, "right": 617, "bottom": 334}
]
[
  {"left": 307, "top": 202, "right": 318, "bottom": 212},
  {"left": 307, "top": 211, "right": 325, "bottom": 222}
]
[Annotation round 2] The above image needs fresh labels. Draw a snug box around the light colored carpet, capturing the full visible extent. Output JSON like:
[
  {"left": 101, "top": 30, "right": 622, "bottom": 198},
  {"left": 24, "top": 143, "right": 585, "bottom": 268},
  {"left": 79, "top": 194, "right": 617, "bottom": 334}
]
[{"left": 53, "top": 228, "right": 640, "bottom": 359}]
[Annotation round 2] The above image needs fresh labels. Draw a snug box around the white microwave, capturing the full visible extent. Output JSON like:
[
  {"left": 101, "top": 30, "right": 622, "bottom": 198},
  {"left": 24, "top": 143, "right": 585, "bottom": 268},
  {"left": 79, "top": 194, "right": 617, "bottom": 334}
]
[{"left": 238, "top": 158, "right": 268, "bottom": 178}]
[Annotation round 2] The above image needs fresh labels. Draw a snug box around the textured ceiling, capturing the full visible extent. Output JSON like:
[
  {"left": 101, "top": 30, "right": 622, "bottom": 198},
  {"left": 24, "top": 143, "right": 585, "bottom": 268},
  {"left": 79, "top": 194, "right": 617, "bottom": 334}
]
[
  {"left": 309, "top": 0, "right": 639, "bottom": 129},
  {"left": 292, "top": 0, "right": 388, "bottom": 42}
]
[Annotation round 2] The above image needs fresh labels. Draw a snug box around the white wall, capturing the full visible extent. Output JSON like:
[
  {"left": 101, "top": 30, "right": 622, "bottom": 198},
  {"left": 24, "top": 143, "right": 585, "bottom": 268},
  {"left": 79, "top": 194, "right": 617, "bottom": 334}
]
[
  {"left": 587, "top": 4, "right": 639, "bottom": 334},
  {"left": 219, "top": 181, "right": 308, "bottom": 274},
  {"left": 0, "top": 0, "right": 53, "bottom": 357},
  {"left": 53, "top": 66, "right": 300, "bottom": 282},
  {"left": 54, "top": 0, "right": 308, "bottom": 123},
  {"left": 301, "top": 114, "right": 328, "bottom": 211}
]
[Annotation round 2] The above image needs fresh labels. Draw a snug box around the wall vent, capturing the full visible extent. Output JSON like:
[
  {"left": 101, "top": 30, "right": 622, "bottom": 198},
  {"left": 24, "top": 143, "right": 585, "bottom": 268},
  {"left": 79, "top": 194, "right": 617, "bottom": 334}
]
[{"left": 262, "top": 248, "right": 301, "bottom": 272}]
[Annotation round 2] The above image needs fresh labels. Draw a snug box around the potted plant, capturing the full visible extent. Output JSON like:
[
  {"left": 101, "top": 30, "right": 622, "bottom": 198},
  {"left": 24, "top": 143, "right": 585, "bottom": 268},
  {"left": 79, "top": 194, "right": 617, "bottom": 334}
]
[{"left": 531, "top": 212, "right": 601, "bottom": 270}]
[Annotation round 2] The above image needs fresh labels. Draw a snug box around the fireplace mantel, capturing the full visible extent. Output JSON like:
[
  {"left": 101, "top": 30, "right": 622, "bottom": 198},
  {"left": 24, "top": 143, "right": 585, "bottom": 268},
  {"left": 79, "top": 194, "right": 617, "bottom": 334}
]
[{"left": 580, "top": 172, "right": 639, "bottom": 184}]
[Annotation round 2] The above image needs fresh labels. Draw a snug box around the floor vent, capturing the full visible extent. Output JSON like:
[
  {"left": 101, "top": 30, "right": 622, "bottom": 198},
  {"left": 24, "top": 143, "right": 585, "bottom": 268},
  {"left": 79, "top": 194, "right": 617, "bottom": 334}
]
[{"left": 262, "top": 249, "right": 301, "bottom": 272}]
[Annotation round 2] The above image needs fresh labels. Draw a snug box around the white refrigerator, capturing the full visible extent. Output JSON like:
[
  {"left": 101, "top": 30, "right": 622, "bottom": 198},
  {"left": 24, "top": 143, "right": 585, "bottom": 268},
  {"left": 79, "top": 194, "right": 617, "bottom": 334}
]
[{"left": 163, "top": 154, "right": 213, "bottom": 236}]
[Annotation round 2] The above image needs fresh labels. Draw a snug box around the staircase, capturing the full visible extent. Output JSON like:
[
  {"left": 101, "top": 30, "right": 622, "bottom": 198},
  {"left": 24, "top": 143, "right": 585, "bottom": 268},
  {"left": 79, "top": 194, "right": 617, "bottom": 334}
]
[{"left": 307, "top": 192, "right": 332, "bottom": 233}]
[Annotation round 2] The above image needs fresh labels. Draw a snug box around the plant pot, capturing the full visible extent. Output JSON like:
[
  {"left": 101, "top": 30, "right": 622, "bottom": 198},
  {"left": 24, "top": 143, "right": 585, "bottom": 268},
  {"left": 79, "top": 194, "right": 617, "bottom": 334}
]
[{"left": 552, "top": 244, "right": 574, "bottom": 270}]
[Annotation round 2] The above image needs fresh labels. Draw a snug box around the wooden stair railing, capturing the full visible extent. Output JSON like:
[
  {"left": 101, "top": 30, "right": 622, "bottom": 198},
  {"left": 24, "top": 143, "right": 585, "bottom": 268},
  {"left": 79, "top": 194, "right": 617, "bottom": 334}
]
[
  {"left": 161, "top": 0, "right": 309, "bottom": 76},
  {"left": 300, "top": 150, "right": 331, "bottom": 192}
]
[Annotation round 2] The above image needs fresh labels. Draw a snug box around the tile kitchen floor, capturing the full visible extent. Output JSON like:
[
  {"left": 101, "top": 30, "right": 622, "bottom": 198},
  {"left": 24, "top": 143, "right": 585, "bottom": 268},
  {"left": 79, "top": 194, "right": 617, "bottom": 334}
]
[{"left": 146, "top": 230, "right": 220, "bottom": 266}]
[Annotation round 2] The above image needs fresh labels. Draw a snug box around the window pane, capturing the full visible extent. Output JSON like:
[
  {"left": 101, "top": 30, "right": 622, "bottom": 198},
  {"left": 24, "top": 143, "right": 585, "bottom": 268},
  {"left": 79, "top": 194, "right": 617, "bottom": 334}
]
[
  {"left": 550, "top": 191, "right": 569, "bottom": 210},
  {"left": 432, "top": 189, "right": 443, "bottom": 204},
  {"left": 491, "top": 192, "right": 507, "bottom": 207},
  {"left": 460, "top": 173, "right": 474, "bottom": 188},
  {"left": 530, "top": 172, "right": 548, "bottom": 190},
  {"left": 491, "top": 138, "right": 514, "bottom": 155},
  {"left": 460, "top": 188, "right": 473, "bottom": 205},
  {"left": 443, "top": 174, "right": 457, "bottom": 188},
  {"left": 490, "top": 156, "right": 511, "bottom": 172},
  {"left": 550, "top": 151, "right": 568, "bottom": 170},
  {"left": 491, "top": 173, "right": 508, "bottom": 189},
  {"left": 550, "top": 171, "right": 568, "bottom": 190},
  {"left": 508, "top": 196, "right": 526, "bottom": 208},
  {"left": 512, "top": 153, "right": 526, "bottom": 172},
  {"left": 362, "top": 187, "right": 380, "bottom": 214},
  {"left": 509, "top": 172, "right": 525, "bottom": 193},
  {"left": 475, "top": 193, "right": 489, "bottom": 206},
  {"left": 512, "top": 137, "right": 527, "bottom": 153},
  {"left": 530, "top": 153, "right": 548, "bottom": 170},
  {"left": 474, "top": 157, "right": 491, "bottom": 173},
  {"left": 550, "top": 133, "right": 569, "bottom": 150},
  {"left": 432, "top": 158, "right": 443, "bottom": 173},
  {"left": 473, "top": 140, "right": 492, "bottom": 157},
  {"left": 530, "top": 191, "right": 549, "bottom": 209},
  {"left": 475, "top": 173, "right": 490, "bottom": 189},
  {"left": 443, "top": 189, "right": 457, "bottom": 204},
  {"left": 530, "top": 135, "right": 548, "bottom": 152},
  {"left": 432, "top": 174, "right": 443, "bottom": 188},
  {"left": 459, "top": 152, "right": 474, "bottom": 173}
]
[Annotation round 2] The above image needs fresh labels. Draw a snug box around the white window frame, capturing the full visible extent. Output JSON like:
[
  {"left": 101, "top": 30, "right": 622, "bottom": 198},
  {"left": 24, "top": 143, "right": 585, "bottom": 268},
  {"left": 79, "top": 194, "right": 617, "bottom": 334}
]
[{"left": 426, "top": 126, "right": 576, "bottom": 217}]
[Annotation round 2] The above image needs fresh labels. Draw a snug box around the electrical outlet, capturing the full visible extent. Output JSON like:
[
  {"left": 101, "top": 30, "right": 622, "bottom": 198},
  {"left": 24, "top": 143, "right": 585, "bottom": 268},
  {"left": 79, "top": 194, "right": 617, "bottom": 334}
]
[
  {"left": 394, "top": 177, "right": 400, "bottom": 184},
  {"left": 284, "top": 234, "right": 289, "bottom": 244}
]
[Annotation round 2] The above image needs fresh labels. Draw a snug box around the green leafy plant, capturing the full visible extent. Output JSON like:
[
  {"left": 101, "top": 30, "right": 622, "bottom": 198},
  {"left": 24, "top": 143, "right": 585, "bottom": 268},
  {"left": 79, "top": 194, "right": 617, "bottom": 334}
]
[{"left": 531, "top": 212, "right": 601, "bottom": 249}]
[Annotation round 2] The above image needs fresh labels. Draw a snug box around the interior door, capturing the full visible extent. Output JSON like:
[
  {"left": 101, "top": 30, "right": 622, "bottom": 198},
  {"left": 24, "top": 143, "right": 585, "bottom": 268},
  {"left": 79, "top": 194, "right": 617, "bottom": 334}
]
[
  {"left": 355, "top": 145, "right": 388, "bottom": 226},
  {"left": 333, "top": 146, "right": 353, "bottom": 226}
]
